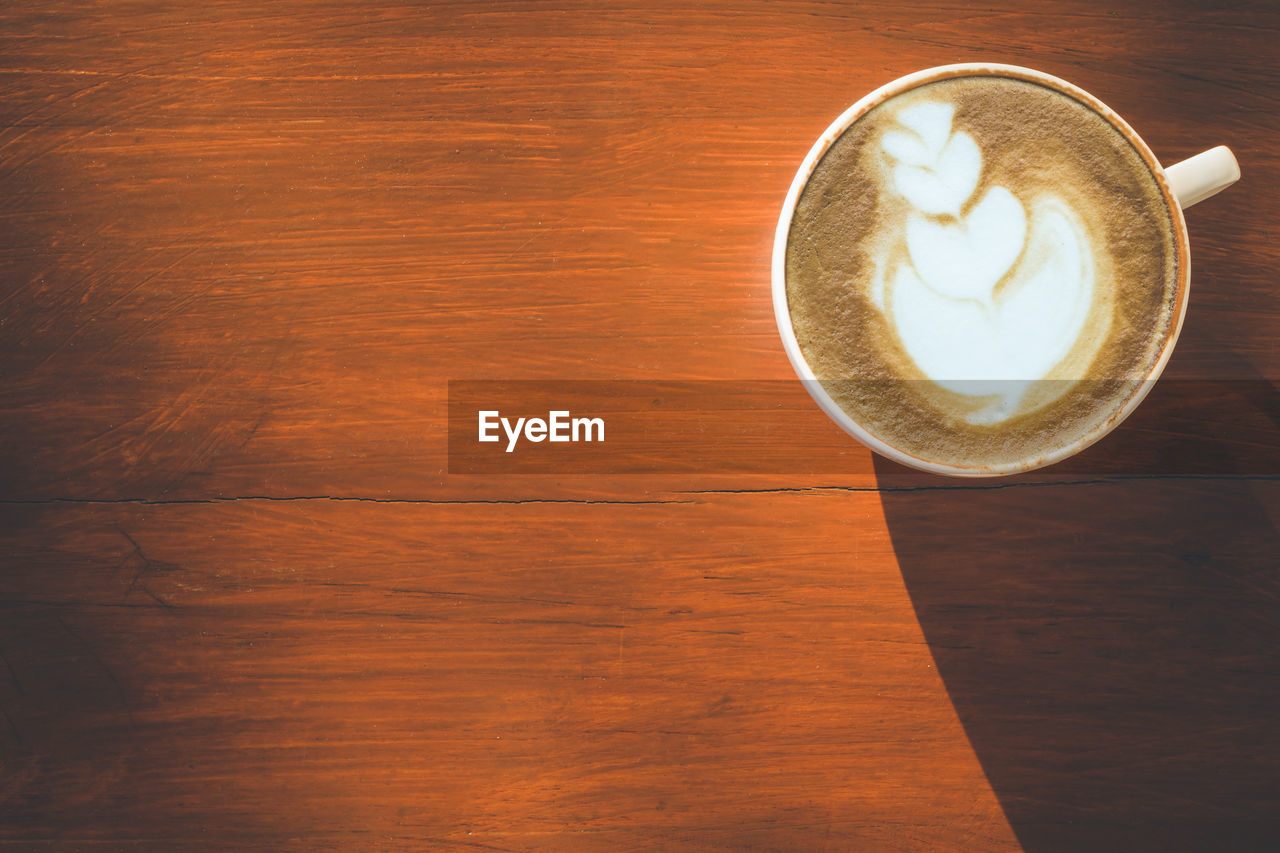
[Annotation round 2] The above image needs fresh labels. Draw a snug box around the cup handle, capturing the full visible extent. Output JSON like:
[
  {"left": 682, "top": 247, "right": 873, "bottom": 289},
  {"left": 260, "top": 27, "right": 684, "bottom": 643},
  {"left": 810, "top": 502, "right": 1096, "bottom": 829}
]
[{"left": 1164, "top": 146, "right": 1240, "bottom": 208}]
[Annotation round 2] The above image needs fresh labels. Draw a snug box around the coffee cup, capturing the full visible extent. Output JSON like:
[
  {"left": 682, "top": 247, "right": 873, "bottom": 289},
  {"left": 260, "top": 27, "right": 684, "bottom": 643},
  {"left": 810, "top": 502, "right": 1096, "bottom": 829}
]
[{"left": 772, "top": 63, "right": 1240, "bottom": 476}]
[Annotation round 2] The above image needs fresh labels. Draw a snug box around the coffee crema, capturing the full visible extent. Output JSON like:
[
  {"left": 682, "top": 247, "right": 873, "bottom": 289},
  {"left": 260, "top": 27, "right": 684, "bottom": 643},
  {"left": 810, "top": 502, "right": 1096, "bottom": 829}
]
[{"left": 785, "top": 73, "right": 1179, "bottom": 470}]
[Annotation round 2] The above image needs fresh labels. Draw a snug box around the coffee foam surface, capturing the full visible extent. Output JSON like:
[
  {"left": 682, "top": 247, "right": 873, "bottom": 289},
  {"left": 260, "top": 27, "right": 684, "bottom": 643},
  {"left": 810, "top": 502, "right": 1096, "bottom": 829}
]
[{"left": 786, "top": 75, "right": 1177, "bottom": 468}]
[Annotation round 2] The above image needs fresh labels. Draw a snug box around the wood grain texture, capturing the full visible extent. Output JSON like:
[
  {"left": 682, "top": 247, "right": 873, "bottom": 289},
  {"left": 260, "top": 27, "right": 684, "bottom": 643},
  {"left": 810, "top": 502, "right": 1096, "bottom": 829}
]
[
  {"left": 0, "top": 1, "right": 1277, "bottom": 850},
  {"left": 0, "top": 497, "right": 1015, "bottom": 850}
]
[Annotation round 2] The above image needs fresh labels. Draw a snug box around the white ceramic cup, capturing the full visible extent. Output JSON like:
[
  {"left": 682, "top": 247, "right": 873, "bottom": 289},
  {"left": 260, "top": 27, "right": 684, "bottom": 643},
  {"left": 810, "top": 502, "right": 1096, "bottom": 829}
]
[{"left": 772, "top": 63, "right": 1240, "bottom": 477}]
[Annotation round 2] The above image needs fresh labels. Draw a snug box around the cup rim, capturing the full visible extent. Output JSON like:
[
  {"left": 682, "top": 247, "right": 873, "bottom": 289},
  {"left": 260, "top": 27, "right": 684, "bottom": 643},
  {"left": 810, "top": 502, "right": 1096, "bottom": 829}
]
[{"left": 771, "top": 62, "right": 1192, "bottom": 477}]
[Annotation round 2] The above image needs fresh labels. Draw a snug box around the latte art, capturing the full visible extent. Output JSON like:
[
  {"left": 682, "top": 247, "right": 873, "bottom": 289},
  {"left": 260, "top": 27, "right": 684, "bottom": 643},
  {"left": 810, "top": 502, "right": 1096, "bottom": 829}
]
[
  {"left": 871, "top": 101, "right": 1104, "bottom": 423},
  {"left": 785, "top": 73, "right": 1179, "bottom": 470}
]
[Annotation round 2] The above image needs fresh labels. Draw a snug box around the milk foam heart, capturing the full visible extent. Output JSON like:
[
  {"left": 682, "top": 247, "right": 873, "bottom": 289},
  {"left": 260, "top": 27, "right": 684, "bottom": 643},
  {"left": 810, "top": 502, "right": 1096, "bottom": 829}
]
[
  {"left": 887, "top": 103, "right": 981, "bottom": 216},
  {"left": 905, "top": 186, "right": 1025, "bottom": 303},
  {"left": 877, "top": 100, "right": 1103, "bottom": 423}
]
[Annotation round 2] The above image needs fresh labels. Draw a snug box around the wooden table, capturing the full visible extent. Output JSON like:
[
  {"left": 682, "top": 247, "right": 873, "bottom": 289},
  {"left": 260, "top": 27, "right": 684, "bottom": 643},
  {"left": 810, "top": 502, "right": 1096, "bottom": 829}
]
[{"left": 2, "top": 2, "right": 1277, "bottom": 850}]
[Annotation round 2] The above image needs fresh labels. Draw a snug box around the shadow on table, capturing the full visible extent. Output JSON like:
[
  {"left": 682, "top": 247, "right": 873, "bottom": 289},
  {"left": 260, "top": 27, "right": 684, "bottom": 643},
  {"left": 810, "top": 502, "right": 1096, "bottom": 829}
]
[{"left": 874, "top": 379, "right": 1280, "bottom": 852}]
